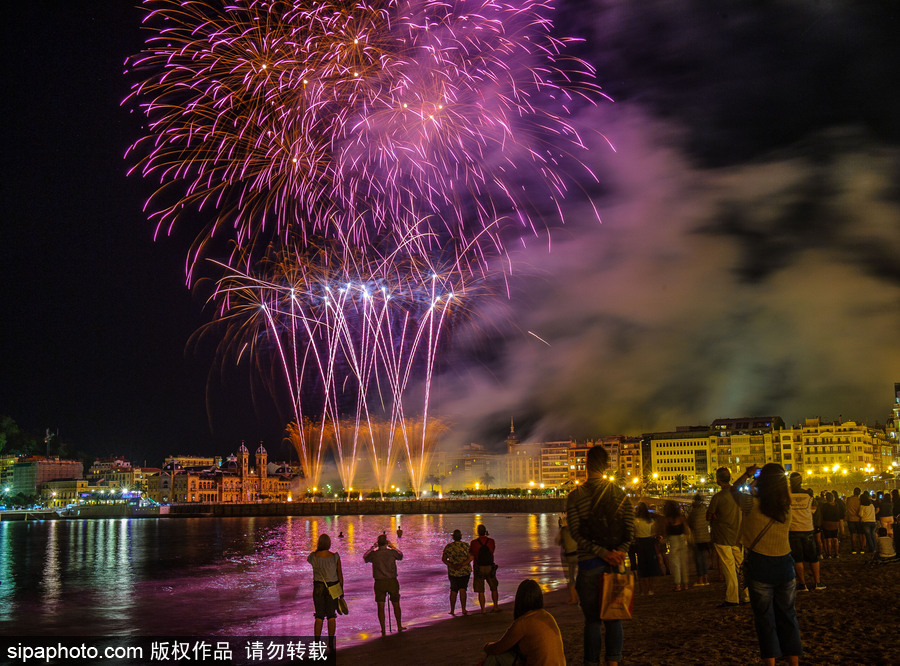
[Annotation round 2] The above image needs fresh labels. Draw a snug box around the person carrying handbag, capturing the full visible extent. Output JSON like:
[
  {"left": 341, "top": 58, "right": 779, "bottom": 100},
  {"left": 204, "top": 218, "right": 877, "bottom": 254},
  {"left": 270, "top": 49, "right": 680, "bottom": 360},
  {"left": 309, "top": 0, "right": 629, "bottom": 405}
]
[
  {"left": 566, "top": 445, "right": 634, "bottom": 666},
  {"left": 307, "top": 533, "right": 344, "bottom": 640},
  {"left": 730, "top": 464, "right": 802, "bottom": 666}
]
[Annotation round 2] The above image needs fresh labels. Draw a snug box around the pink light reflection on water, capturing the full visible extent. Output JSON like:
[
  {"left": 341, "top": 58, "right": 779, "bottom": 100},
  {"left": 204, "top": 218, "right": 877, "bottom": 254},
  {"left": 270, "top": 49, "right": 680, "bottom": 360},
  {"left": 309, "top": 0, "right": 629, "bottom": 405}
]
[
  {"left": 0, "top": 512, "right": 566, "bottom": 646},
  {"left": 232, "top": 512, "right": 565, "bottom": 647}
]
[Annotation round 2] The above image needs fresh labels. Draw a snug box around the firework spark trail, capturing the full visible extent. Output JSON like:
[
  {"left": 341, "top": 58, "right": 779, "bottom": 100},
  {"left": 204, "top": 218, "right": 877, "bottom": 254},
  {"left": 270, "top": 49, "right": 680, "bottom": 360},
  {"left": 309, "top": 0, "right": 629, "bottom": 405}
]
[
  {"left": 131, "top": 0, "right": 608, "bottom": 494},
  {"left": 203, "top": 241, "right": 471, "bottom": 495},
  {"left": 126, "top": 0, "right": 605, "bottom": 276}
]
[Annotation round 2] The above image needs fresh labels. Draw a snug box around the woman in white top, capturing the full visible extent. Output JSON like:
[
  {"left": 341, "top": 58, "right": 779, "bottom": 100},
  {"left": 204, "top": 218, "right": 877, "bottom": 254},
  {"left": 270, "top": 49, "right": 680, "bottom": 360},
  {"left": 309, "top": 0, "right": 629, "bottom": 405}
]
[
  {"left": 307, "top": 534, "right": 344, "bottom": 639},
  {"left": 858, "top": 493, "right": 877, "bottom": 553}
]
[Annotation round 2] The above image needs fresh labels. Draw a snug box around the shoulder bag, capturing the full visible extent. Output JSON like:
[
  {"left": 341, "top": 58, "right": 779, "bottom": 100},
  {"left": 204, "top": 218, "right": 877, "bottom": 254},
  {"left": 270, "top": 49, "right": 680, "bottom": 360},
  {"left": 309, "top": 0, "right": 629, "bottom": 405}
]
[{"left": 739, "top": 518, "right": 775, "bottom": 590}]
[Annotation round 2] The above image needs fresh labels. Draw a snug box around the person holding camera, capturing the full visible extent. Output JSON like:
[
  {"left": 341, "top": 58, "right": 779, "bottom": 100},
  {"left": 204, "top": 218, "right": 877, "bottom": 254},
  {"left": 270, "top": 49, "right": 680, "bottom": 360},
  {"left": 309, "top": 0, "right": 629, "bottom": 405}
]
[
  {"left": 731, "top": 464, "right": 802, "bottom": 666},
  {"left": 707, "top": 467, "right": 750, "bottom": 607},
  {"left": 363, "top": 534, "right": 406, "bottom": 635}
]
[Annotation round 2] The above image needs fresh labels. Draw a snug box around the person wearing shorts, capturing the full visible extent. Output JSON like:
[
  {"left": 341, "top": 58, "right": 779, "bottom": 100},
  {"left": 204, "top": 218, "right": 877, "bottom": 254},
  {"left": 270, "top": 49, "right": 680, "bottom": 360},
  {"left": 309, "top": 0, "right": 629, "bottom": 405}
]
[
  {"left": 470, "top": 524, "right": 500, "bottom": 613},
  {"left": 441, "top": 529, "right": 472, "bottom": 615},
  {"left": 363, "top": 534, "right": 406, "bottom": 634},
  {"left": 788, "top": 473, "right": 824, "bottom": 591}
]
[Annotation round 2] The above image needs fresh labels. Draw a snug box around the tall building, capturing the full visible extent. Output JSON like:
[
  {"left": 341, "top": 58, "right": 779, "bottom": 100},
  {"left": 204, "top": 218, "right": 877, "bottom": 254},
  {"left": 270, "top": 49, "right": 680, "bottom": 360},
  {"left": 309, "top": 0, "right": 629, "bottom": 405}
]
[
  {"left": 648, "top": 427, "right": 712, "bottom": 486},
  {"left": 9, "top": 457, "right": 84, "bottom": 498},
  {"left": 540, "top": 441, "right": 572, "bottom": 487},
  {"left": 617, "top": 437, "right": 643, "bottom": 483},
  {"left": 711, "top": 417, "right": 784, "bottom": 475},
  {"left": 505, "top": 422, "right": 542, "bottom": 487},
  {"left": 779, "top": 418, "right": 886, "bottom": 478}
]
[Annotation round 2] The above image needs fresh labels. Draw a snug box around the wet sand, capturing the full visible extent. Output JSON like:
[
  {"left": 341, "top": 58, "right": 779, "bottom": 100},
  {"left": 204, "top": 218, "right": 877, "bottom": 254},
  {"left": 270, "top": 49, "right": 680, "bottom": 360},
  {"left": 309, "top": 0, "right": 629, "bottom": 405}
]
[{"left": 336, "top": 552, "right": 898, "bottom": 665}]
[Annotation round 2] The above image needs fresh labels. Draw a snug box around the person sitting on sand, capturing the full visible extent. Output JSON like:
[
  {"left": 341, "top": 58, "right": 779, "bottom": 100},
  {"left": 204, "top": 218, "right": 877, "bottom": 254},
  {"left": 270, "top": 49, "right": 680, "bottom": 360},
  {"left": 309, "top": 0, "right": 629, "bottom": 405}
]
[
  {"left": 441, "top": 529, "right": 472, "bottom": 615},
  {"left": 875, "top": 527, "right": 897, "bottom": 560},
  {"left": 482, "top": 579, "right": 565, "bottom": 666}
]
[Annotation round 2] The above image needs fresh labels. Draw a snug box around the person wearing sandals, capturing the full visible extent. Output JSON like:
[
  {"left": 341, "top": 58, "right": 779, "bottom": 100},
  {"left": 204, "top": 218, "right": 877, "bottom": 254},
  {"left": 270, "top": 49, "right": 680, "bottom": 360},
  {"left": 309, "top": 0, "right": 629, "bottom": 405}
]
[
  {"left": 731, "top": 464, "right": 802, "bottom": 666},
  {"left": 307, "top": 533, "right": 344, "bottom": 640}
]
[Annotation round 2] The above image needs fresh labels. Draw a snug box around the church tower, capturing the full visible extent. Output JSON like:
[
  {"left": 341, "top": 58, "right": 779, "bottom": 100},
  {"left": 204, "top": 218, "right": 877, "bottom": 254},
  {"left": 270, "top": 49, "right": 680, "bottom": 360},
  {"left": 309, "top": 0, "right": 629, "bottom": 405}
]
[
  {"left": 238, "top": 442, "right": 249, "bottom": 478},
  {"left": 256, "top": 444, "right": 268, "bottom": 480},
  {"left": 506, "top": 418, "right": 519, "bottom": 453}
]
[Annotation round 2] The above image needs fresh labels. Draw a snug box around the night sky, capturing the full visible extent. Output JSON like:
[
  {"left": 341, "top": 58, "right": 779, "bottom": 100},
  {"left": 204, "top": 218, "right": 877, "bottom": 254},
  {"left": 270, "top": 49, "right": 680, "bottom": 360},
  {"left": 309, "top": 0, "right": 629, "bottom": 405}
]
[{"left": 2, "top": 1, "right": 899, "bottom": 466}]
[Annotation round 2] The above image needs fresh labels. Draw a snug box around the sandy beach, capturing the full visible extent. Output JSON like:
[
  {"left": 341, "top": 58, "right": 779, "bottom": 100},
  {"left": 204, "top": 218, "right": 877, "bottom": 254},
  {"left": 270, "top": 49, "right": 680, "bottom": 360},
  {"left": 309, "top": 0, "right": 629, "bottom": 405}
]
[{"left": 337, "top": 552, "right": 898, "bottom": 665}]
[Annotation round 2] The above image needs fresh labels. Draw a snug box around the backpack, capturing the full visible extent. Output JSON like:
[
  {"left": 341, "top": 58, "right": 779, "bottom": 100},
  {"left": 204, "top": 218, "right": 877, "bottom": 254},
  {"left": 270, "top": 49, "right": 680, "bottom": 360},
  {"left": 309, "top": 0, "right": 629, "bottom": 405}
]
[
  {"left": 580, "top": 481, "right": 628, "bottom": 549},
  {"left": 475, "top": 538, "right": 494, "bottom": 567}
]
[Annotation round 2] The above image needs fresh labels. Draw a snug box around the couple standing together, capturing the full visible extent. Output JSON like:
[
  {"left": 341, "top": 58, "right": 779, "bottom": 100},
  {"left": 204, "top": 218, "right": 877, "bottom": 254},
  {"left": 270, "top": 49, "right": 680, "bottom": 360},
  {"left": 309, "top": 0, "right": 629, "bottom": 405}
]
[{"left": 441, "top": 524, "right": 501, "bottom": 615}]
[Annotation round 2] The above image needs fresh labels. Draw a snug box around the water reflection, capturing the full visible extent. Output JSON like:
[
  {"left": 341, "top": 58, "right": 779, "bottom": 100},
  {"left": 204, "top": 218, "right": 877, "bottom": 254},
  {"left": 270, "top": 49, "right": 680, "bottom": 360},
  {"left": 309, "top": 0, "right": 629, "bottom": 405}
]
[{"left": 0, "top": 512, "right": 565, "bottom": 647}]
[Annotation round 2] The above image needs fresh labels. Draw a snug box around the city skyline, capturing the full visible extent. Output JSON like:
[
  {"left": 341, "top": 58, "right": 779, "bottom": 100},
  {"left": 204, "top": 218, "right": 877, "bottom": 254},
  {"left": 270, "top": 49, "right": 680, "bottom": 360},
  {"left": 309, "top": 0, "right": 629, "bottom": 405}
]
[{"left": 3, "top": 1, "right": 899, "bottom": 465}]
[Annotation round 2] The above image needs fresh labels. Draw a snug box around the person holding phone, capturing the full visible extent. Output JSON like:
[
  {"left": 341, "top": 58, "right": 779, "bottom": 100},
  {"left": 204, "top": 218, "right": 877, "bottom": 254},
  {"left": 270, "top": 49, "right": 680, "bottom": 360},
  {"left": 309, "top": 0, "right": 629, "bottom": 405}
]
[
  {"left": 363, "top": 534, "right": 406, "bottom": 635},
  {"left": 731, "top": 464, "right": 802, "bottom": 666},
  {"left": 707, "top": 467, "right": 750, "bottom": 608}
]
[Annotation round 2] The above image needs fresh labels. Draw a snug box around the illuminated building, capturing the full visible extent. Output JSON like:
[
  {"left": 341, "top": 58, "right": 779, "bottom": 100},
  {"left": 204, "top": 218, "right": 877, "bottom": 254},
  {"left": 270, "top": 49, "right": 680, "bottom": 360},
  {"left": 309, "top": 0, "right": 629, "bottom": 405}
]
[
  {"left": 87, "top": 457, "right": 137, "bottom": 489},
  {"left": 781, "top": 418, "right": 891, "bottom": 477},
  {"left": 540, "top": 441, "right": 572, "bottom": 487},
  {"left": 9, "top": 457, "right": 83, "bottom": 498},
  {"left": 648, "top": 427, "right": 712, "bottom": 487},
  {"left": 711, "top": 417, "right": 784, "bottom": 475},
  {"left": 147, "top": 444, "right": 299, "bottom": 504},
  {"left": 616, "top": 437, "right": 643, "bottom": 483}
]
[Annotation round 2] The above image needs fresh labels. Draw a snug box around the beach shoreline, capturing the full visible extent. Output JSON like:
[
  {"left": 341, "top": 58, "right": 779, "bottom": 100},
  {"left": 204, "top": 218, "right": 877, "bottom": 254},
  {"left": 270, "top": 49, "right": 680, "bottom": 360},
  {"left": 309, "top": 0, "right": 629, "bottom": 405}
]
[{"left": 336, "top": 553, "right": 897, "bottom": 665}]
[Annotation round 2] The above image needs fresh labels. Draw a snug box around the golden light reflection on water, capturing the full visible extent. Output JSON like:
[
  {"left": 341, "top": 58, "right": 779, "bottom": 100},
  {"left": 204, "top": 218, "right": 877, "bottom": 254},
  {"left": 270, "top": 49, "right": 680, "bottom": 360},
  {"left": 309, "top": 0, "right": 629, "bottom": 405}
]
[{"left": 41, "top": 520, "right": 61, "bottom": 611}]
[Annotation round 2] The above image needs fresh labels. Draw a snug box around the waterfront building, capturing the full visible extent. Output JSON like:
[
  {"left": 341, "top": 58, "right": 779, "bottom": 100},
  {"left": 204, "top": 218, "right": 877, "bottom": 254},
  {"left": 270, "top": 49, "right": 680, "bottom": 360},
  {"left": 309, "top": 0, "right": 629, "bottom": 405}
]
[
  {"left": 164, "top": 455, "right": 221, "bottom": 468},
  {"left": 443, "top": 443, "right": 503, "bottom": 490},
  {"left": 567, "top": 440, "right": 591, "bottom": 484},
  {"left": 41, "top": 479, "right": 90, "bottom": 508},
  {"left": 780, "top": 417, "right": 891, "bottom": 480},
  {"left": 648, "top": 426, "right": 712, "bottom": 489},
  {"left": 505, "top": 424, "right": 542, "bottom": 488},
  {"left": 610, "top": 436, "right": 643, "bottom": 485},
  {"left": 147, "top": 444, "right": 298, "bottom": 504},
  {"left": 540, "top": 440, "right": 572, "bottom": 488},
  {"left": 711, "top": 416, "right": 784, "bottom": 476},
  {"left": 9, "top": 456, "right": 83, "bottom": 498},
  {"left": 1, "top": 455, "right": 17, "bottom": 491},
  {"left": 87, "top": 456, "right": 137, "bottom": 489}
]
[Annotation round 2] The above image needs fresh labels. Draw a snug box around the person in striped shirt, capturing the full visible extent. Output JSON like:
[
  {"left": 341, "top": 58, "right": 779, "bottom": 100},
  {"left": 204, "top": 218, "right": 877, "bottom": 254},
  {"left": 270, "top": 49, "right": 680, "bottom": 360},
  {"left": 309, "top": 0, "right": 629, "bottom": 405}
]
[{"left": 566, "top": 445, "right": 635, "bottom": 666}]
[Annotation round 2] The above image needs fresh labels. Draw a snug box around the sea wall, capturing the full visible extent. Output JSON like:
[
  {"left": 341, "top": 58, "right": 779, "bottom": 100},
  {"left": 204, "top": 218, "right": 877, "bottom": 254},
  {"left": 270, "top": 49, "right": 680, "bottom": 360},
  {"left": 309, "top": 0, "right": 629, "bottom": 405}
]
[{"left": 167, "top": 497, "right": 567, "bottom": 518}]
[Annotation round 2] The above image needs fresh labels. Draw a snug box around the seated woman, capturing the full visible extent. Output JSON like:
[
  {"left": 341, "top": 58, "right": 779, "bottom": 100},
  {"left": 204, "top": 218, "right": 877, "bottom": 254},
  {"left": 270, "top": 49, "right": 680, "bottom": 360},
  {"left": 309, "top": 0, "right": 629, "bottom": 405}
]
[{"left": 483, "top": 579, "right": 566, "bottom": 666}]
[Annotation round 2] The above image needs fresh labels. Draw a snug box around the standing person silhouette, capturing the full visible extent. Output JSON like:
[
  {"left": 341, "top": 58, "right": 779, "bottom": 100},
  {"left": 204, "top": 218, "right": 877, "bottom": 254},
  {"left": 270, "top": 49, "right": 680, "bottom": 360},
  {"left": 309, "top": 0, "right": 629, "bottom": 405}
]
[
  {"left": 363, "top": 534, "right": 406, "bottom": 635},
  {"left": 566, "top": 445, "right": 634, "bottom": 666},
  {"left": 708, "top": 467, "right": 750, "bottom": 607},
  {"left": 470, "top": 524, "right": 500, "bottom": 613},
  {"left": 441, "top": 529, "right": 472, "bottom": 615},
  {"left": 307, "top": 534, "right": 343, "bottom": 640},
  {"left": 732, "top": 464, "right": 802, "bottom": 666}
]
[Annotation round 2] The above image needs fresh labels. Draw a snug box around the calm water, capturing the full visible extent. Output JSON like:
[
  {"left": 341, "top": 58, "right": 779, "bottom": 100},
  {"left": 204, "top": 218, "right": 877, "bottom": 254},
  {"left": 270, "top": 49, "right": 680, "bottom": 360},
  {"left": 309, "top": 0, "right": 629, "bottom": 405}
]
[{"left": 0, "top": 513, "right": 564, "bottom": 646}]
